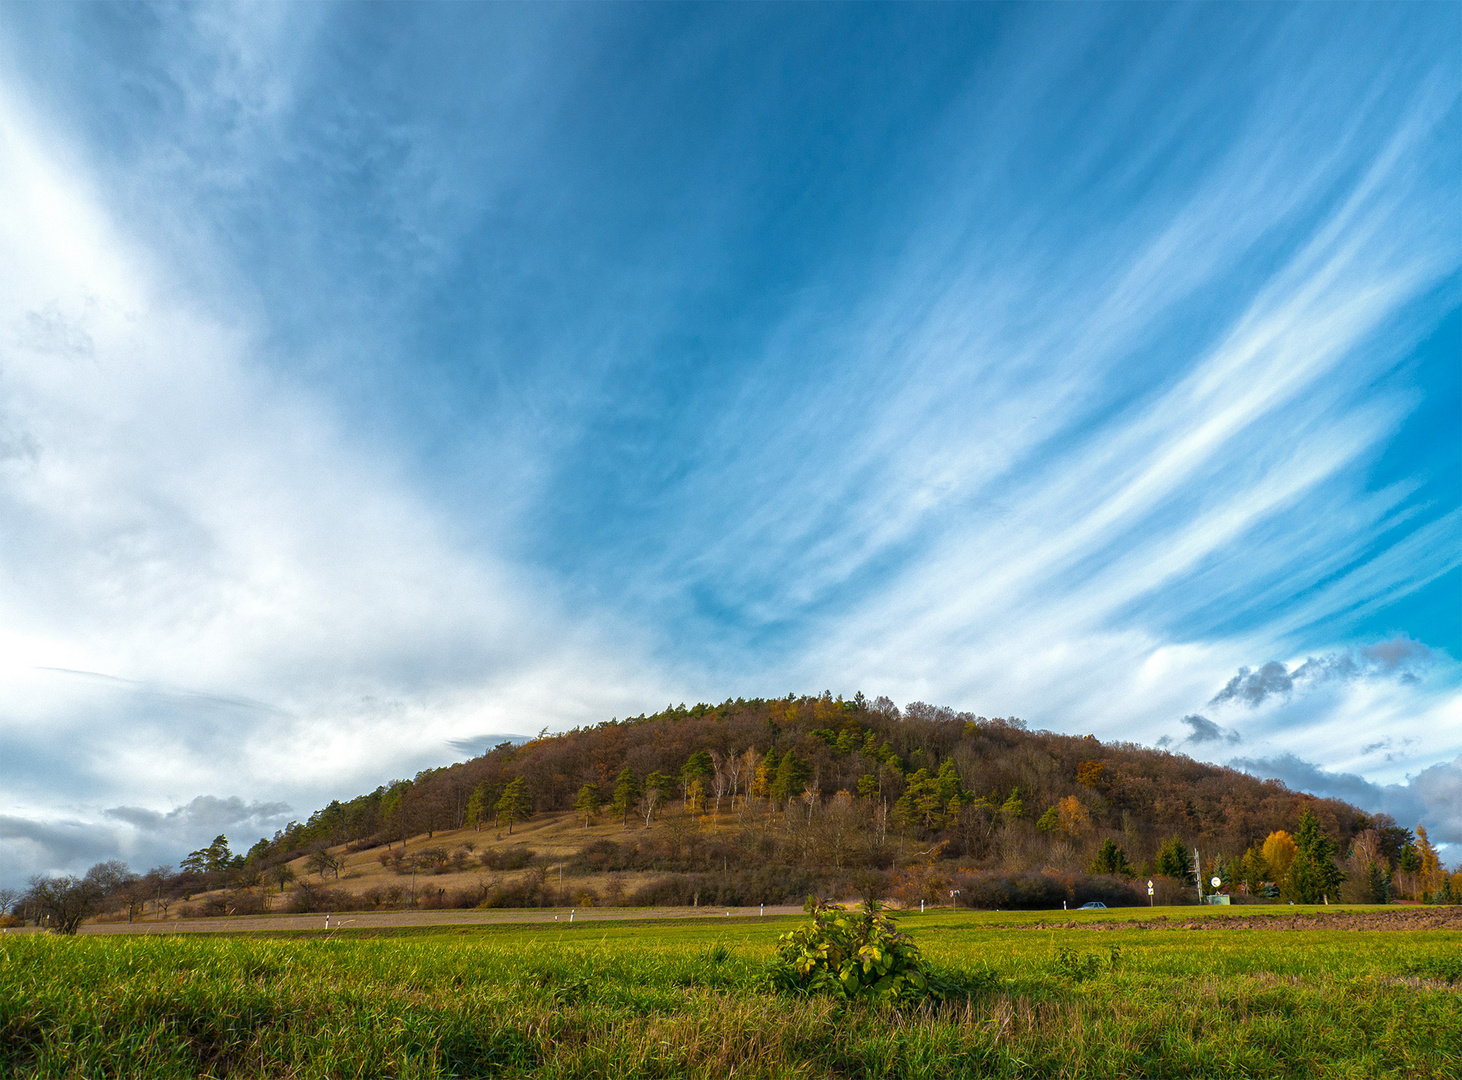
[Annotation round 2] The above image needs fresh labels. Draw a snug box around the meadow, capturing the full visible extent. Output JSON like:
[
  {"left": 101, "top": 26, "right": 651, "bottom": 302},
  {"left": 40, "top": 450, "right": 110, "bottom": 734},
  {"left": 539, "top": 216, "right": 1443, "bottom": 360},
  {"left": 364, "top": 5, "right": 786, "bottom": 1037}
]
[{"left": 3, "top": 908, "right": 1459, "bottom": 1078}]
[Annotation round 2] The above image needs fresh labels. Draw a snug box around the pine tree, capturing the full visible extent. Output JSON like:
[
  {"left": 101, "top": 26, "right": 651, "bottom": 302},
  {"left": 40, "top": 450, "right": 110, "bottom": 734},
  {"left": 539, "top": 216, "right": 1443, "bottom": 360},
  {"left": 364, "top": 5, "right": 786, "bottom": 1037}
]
[
  {"left": 1000, "top": 789, "right": 1025, "bottom": 820},
  {"left": 1238, "top": 843, "right": 1270, "bottom": 893},
  {"left": 770, "top": 751, "right": 809, "bottom": 803},
  {"left": 465, "top": 781, "right": 492, "bottom": 831},
  {"left": 1154, "top": 837, "right": 1194, "bottom": 883},
  {"left": 1287, "top": 808, "right": 1343, "bottom": 903},
  {"left": 1361, "top": 859, "right": 1392, "bottom": 904},
  {"left": 611, "top": 768, "right": 640, "bottom": 827},
  {"left": 494, "top": 778, "right": 531, "bottom": 835},
  {"left": 574, "top": 783, "right": 601, "bottom": 828},
  {"left": 681, "top": 751, "right": 713, "bottom": 806},
  {"left": 1090, "top": 839, "right": 1136, "bottom": 877}
]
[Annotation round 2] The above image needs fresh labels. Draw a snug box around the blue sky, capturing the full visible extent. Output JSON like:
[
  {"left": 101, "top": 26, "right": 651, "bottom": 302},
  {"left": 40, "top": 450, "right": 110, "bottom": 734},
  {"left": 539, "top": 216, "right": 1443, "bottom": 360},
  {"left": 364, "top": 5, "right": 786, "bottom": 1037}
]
[{"left": 0, "top": 3, "right": 1458, "bottom": 882}]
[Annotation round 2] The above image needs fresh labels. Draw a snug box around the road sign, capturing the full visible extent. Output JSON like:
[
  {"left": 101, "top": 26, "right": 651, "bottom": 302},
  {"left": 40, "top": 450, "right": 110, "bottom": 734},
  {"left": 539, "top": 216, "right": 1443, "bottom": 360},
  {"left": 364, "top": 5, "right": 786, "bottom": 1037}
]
[
  {"left": 1211, "top": 876, "right": 1221, "bottom": 888},
  {"left": 1146, "top": 880, "right": 1154, "bottom": 894}
]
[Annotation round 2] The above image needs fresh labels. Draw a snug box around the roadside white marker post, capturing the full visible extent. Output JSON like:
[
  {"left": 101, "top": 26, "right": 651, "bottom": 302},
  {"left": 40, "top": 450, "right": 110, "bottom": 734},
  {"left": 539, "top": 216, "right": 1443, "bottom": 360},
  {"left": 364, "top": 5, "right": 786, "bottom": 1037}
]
[
  {"left": 570, "top": 909, "right": 575, "bottom": 922},
  {"left": 760, "top": 903, "right": 764, "bottom": 916}
]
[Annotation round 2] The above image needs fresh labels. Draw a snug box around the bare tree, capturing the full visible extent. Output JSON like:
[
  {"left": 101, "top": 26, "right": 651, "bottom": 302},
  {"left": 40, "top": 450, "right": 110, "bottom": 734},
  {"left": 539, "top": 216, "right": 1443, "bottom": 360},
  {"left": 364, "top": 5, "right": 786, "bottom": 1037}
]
[
  {"left": 639, "top": 786, "right": 662, "bottom": 830},
  {"left": 25, "top": 875, "right": 102, "bottom": 934},
  {"left": 710, "top": 751, "right": 729, "bottom": 816},
  {"left": 724, "top": 751, "right": 744, "bottom": 813},
  {"left": 738, "top": 747, "right": 760, "bottom": 812},
  {"left": 306, "top": 847, "right": 341, "bottom": 880}
]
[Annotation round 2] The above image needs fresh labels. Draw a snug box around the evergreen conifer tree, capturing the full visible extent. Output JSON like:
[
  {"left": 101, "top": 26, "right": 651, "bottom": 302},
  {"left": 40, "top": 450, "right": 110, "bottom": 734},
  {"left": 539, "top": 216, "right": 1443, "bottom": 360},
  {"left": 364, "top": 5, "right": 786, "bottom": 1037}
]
[
  {"left": 1286, "top": 808, "right": 1343, "bottom": 903},
  {"left": 611, "top": 768, "right": 640, "bottom": 827},
  {"left": 1090, "top": 839, "right": 1136, "bottom": 877},
  {"left": 1154, "top": 837, "right": 1194, "bottom": 883}
]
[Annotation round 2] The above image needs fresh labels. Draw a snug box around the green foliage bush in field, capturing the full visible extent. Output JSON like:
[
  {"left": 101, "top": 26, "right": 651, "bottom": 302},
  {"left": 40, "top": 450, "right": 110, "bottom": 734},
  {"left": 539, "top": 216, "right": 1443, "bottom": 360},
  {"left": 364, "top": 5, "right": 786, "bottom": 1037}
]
[{"left": 768, "top": 899, "right": 941, "bottom": 1002}]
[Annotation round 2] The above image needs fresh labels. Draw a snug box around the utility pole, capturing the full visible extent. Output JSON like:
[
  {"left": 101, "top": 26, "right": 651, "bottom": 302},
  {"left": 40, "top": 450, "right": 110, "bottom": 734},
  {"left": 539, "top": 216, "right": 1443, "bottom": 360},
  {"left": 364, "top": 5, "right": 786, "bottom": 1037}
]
[{"left": 1193, "top": 848, "right": 1203, "bottom": 903}]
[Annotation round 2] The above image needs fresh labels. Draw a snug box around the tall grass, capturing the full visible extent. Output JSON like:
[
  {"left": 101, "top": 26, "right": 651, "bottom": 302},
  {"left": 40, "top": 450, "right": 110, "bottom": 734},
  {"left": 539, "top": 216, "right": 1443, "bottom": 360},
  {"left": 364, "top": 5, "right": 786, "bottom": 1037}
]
[{"left": 3, "top": 919, "right": 1458, "bottom": 1077}]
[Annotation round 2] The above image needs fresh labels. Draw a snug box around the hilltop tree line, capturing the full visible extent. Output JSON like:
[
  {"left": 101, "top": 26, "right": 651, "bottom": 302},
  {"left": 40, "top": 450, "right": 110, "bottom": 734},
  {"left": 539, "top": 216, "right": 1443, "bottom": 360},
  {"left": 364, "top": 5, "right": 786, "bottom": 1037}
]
[{"left": 10, "top": 694, "right": 1460, "bottom": 927}]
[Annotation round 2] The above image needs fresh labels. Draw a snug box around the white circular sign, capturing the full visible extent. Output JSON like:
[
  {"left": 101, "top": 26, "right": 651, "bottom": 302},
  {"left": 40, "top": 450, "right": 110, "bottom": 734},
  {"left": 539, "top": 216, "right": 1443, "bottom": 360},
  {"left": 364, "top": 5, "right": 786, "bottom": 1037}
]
[{"left": 1210, "top": 876, "right": 1221, "bottom": 888}]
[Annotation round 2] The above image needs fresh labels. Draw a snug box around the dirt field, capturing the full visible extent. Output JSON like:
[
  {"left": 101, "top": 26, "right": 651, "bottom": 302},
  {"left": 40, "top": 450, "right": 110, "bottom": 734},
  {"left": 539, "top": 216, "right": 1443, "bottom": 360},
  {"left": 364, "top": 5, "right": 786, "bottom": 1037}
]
[{"left": 985, "top": 907, "right": 1462, "bottom": 931}]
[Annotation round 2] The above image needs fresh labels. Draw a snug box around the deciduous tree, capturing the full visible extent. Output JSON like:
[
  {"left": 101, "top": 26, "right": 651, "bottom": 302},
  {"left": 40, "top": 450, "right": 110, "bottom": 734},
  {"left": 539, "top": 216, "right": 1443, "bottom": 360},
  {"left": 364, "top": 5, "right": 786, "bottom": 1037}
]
[
  {"left": 25, "top": 875, "right": 101, "bottom": 934},
  {"left": 1261, "top": 831, "right": 1298, "bottom": 880}
]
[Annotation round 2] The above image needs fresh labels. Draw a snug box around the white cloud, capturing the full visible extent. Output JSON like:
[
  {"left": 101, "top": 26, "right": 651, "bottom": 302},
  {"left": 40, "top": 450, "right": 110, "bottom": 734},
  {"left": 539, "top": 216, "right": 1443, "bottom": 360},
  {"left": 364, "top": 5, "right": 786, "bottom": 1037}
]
[{"left": 0, "top": 85, "right": 679, "bottom": 883}]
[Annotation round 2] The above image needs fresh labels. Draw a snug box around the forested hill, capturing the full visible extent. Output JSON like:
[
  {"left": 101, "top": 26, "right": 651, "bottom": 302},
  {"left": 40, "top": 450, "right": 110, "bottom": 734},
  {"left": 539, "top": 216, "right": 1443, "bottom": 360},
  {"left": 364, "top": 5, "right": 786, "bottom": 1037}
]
[{"left": 239, "top": 693, "right": 1419, "bottom": 900}]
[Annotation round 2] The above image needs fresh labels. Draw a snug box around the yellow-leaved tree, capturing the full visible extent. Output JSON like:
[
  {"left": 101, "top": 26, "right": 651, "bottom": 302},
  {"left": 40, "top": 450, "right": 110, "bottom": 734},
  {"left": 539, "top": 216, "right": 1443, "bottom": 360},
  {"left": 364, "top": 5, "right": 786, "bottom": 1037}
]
[
  {"left": 1056, "top": 795, "right": 1093, "bottom": 837},
  {"left": 1261, "top": 831, "right": 1298, "bottom": 880},
  {"left": 1416, "top": 826, "right": 1446, "bottom": 896}
]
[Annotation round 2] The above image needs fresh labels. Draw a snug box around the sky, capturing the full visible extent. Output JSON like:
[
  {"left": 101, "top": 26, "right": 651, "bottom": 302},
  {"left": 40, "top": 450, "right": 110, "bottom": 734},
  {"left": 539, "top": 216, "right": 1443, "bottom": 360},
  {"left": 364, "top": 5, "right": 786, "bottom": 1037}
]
[{"left": 0, "top": 2, "right": 1458, "bottom": 885}]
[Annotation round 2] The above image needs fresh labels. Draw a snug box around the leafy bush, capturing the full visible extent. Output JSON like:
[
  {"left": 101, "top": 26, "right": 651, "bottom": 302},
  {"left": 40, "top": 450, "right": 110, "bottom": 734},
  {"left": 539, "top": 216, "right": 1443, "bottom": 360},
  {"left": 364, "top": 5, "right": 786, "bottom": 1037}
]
[
  {"left": 626, "top": 867, "right": 820, "bottom": 907},
  {"left": 360, "top": 884, "right": 407, "bottom": 909},
  {"left": 286, "top": 885, "right": 362, "bottom": 913},
  {"left": 1054, "top": 945, "right": 1122, "bottom": 982},
  {"left": 480, "top": 845, "right": 536, "bottom": 871},
  {"left": 1070, "top": 874, "right": 1143, "bottom": 908},
  {"left": 572, "top": 839, "right": 622, "bottom": 872},
  {"left": 956, "top": 872, "right": 1070, "bottom": 910},
  {"left": 478, "top": 877, "right": 555, "bottom": 908},
  {"left": 178, "top": 889, "right": 269, "bottom": 918},
  {"left": 767, "top": 899, "right": 942, "bottom": 1002}
]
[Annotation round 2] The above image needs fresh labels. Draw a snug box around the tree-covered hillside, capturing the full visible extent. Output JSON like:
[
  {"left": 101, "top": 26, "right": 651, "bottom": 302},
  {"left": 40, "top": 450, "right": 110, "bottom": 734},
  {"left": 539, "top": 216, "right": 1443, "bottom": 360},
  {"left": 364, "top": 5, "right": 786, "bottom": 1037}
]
[{"left": 236, "top": 693, "right": 1421, "bottom": 902}]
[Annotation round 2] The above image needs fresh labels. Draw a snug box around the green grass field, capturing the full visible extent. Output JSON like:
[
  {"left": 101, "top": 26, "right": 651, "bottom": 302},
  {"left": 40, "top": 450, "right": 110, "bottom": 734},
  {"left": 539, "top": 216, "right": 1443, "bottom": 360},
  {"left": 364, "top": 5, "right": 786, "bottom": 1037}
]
[{"left": 3, "top": 908, "right": 1459, "bottom": 1078}]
